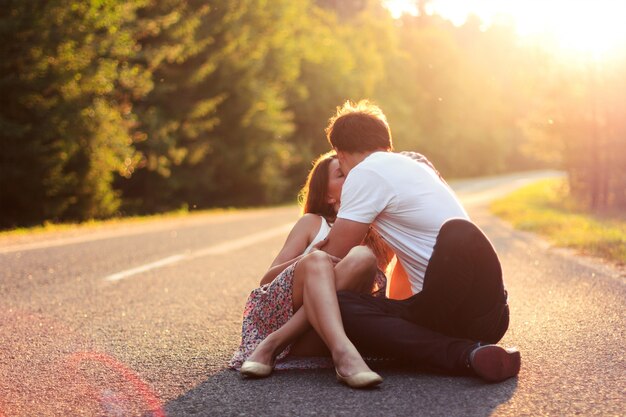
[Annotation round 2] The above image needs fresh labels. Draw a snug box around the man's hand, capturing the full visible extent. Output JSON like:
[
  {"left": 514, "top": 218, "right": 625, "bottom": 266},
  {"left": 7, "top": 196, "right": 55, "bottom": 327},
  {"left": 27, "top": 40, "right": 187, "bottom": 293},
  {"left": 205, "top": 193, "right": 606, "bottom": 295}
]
[
  {"left": 400, "top": 151, "right": 446, "bottom": 183},
  {"left": 312, "top": 238, "right": 327, "bottom": 251}
]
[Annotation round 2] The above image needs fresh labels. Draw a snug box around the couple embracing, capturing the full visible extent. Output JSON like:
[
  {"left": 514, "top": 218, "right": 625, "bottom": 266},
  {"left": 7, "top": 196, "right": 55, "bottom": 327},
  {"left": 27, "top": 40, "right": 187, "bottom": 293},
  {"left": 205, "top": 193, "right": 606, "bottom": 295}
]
[{"left": 229, "top": 100, "right": 521, "bottom": 388}]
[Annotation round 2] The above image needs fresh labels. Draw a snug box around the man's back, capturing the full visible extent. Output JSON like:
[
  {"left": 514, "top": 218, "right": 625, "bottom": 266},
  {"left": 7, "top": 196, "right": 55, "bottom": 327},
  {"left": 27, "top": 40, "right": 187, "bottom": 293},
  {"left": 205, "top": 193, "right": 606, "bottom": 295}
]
[{"left": 337, "top": 152, "right": 468, "bottom": 293}]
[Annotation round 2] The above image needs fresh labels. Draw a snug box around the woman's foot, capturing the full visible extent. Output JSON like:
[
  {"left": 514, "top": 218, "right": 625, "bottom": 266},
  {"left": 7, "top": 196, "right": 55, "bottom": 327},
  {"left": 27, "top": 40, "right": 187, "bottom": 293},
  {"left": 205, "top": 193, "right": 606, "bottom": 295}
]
[
  {"left": 333, "top": 346, "right": 382, "bottom": 388},
  {"left": 240, "top": 336, "right": 280, "bottom": 377},
  {"left": 240, "top": 360, "right": 274, "bottom": 378},
  {"left": 336, "top": 369, "right": 383, "bottom": 389},
  {"left": 332, "top": 346, "right": 376, "bottom": 382}
]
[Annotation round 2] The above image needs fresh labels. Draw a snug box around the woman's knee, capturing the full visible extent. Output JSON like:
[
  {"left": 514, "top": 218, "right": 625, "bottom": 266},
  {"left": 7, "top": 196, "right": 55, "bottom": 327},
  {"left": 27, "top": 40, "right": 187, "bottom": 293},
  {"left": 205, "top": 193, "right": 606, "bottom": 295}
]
[
  {"left": 297, "top": 250, "right": 333, "bottom": 279},
  {"left": 301, "top": 250, "right": 331, "bottom": 267},
  {"left": 344, "top": 246, "right": 377, "bottom": 275}
]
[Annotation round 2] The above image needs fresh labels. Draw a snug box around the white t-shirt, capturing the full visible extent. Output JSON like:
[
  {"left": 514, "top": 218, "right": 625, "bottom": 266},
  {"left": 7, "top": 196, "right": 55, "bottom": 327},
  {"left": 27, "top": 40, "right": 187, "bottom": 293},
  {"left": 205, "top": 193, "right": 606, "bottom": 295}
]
[{"left": 337, "top": 152, "right": 469, "bottom": 294}]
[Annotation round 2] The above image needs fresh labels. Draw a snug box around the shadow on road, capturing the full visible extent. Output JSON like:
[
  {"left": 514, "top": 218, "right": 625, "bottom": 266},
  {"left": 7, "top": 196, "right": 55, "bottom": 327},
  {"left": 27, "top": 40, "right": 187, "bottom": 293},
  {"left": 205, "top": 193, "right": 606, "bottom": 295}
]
[{"left": 164, "top": 366, "right": 518, "bottom": 417}]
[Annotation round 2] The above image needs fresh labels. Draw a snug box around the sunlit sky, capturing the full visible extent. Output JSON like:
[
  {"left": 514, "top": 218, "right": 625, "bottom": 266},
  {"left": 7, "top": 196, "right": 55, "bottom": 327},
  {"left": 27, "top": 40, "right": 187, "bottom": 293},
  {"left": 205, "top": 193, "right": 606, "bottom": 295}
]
[{"left": 384, "top": 0, "right": 626, "bottom": 59}]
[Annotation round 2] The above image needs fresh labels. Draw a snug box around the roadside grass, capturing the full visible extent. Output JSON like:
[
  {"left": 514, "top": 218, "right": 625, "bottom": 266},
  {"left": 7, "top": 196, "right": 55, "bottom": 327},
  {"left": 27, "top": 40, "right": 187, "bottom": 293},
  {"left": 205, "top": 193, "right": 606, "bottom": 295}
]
[
  {"left": 0, "top": 204, "right": 289, "bottom": 238},
  {"left": 491, "top": 178, "right": 626, "bottom": 265}
]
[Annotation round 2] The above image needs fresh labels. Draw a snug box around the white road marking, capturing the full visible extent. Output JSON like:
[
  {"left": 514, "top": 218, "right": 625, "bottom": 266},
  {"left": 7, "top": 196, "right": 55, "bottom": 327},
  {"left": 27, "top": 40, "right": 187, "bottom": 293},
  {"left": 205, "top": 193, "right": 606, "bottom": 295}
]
[
  {"left": 104, "top": 223, "right": 293, "bottom": 282},
  {"left": 105, "top": 254, "right": 187, "bottom": 282}
]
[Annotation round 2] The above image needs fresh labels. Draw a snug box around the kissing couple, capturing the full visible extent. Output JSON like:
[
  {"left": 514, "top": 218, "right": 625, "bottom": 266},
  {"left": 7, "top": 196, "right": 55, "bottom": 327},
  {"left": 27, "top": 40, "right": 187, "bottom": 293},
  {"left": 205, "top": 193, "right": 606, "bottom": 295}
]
[{"left": 229, "top": 100, "right": 520, "bottom": 389}]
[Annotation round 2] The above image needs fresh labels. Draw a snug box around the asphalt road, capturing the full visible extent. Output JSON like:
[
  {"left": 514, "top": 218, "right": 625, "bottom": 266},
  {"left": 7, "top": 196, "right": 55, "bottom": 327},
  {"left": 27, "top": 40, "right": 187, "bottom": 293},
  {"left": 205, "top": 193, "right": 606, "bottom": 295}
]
[{"left": 1, "top": 171, "right": 624, "bottom": 417}]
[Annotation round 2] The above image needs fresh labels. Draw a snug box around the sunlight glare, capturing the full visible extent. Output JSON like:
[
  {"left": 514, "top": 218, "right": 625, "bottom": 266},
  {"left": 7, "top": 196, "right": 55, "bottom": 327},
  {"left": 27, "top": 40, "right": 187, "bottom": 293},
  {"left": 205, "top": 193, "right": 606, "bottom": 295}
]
[
  {"left": 499, "top": 1, "right": 626, "bottom": 59},
  {"left": 383, "top": 0, "right": 418, "bottom": 19},
  {"left": 387, "top": 0, "right": 626, "bottom": 60}
]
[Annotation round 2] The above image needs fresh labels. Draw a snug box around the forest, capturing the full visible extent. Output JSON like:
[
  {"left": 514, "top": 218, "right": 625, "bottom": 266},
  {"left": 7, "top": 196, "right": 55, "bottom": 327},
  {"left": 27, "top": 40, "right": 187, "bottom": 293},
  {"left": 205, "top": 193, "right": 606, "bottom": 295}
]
[{"left": 1, "top": 0, "right": 624, "bottom": 228}]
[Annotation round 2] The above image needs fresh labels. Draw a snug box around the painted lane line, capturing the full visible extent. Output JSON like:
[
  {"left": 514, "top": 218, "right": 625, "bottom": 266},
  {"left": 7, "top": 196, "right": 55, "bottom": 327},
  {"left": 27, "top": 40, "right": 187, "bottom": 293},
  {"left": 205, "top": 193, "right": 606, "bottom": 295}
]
[
  {"left": 105, "top": 254, "right": 186, "bottom": 282},
  {"left": 103, "top": 223, "right": 293, "bottom": 282},
  {"left": 189, "top": 224, "right": 294, "bottom": 257}
]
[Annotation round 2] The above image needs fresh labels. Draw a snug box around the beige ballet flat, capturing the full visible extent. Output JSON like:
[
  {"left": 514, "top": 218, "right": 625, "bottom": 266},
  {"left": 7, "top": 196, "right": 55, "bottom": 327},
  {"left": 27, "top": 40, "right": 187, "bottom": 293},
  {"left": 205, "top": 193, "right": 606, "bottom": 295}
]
[
  {"left": 335, "top": 369, "right": 383, "bottom": 388},
  {"left": 240, "top": 360, "right": 274, "bottom": 378}
]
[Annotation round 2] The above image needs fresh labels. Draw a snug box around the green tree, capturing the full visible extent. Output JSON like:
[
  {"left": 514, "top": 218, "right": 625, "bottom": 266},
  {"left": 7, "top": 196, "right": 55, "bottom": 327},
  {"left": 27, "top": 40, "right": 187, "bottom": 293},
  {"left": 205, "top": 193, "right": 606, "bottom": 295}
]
[
  {"left": 0, "top": 0, "right": 151, "bottom": 227},
  {"left": 118, "top": 0, "right": 310, "bottom": 212},
  {"left": 286, "top": 1, "right": 394, "bottom": 192},
  {"left": 379, "top": 14, "right": 533, "bottom": 177},
  {"left": 531, "top": 54, "right": 626, "bottom": 211}
]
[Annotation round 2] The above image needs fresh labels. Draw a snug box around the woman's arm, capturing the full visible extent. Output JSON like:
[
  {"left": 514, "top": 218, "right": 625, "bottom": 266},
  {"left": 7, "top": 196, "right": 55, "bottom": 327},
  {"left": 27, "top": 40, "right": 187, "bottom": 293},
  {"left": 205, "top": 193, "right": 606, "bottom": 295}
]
[
  {"left": 259, "top": 214, "right": 321, "bottom": 286},
  {"left": 259, "top": 254, "right": 306, "bottom": 286}
]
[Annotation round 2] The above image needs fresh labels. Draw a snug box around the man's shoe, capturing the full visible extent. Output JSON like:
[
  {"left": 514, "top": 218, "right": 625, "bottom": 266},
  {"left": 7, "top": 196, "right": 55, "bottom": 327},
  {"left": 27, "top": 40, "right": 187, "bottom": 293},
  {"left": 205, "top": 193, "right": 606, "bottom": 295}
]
[
  {"left": 469, "top": 344, "right": 521, "bottom": 382},
  {"left": 240, "top": 360, "right": 274, "bottom": 378}
]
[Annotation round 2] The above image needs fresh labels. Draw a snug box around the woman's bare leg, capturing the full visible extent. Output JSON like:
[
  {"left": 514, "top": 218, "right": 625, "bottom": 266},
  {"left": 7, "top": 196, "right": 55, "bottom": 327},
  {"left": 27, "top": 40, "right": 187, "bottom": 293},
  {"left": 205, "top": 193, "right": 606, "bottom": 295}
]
[
  {"left": 333, "top": 246, "right": 378, "bottom": 292},
  {"left": 245, "top": 308, "right": 310, "bottom": 365},
  {"left": 300, "top": 248, "right": 377, "bottom": 377},
  {"left": 244, "top": 247, "right": 377, "bottom": 369}
]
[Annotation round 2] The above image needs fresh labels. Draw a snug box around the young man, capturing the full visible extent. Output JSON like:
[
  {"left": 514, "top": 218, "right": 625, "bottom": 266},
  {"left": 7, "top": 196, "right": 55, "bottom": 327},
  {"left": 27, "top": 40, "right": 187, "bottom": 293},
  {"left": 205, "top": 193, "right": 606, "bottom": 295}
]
[{"left": 319, "top": 100, "right": 520, "bottom": 382}]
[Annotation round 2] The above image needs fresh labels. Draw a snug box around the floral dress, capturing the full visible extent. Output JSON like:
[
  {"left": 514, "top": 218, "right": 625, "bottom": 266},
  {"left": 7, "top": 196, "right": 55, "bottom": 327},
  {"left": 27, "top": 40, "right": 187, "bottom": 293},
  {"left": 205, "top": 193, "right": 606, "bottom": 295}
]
[{"left": 229, "top": 248, "right": 387, "bottom": 369}]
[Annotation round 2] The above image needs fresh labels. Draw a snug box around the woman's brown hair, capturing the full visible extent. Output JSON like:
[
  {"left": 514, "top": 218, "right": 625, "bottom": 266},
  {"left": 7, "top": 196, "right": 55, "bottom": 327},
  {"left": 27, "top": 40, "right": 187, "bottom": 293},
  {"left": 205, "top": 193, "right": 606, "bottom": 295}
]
[
  {"left": 298, "top": 150, "right": 338, "bottom": 222},
  {"left": 298, "top": 151, "right": 392, "bottom": 270}
]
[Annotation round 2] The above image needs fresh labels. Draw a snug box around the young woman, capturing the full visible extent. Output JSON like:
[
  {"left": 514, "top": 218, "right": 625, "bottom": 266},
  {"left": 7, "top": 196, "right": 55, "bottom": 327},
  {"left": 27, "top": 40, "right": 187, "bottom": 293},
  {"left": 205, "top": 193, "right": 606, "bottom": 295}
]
[{"left": 229, "top": 151, "right": 391, "bottom": 388}]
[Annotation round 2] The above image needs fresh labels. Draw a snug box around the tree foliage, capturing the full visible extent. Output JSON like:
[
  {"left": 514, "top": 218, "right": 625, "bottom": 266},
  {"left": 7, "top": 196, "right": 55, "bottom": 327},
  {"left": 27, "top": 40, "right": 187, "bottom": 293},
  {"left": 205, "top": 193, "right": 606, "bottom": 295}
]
[
  {"left": 1, "top": 0, "right": 624, "bottom": 228},
  {"left": 529, "top": 54, "right": 626, "bottom": 211},
  {"left": 1, "top": 0, "right": 150, "bottom": 226}
]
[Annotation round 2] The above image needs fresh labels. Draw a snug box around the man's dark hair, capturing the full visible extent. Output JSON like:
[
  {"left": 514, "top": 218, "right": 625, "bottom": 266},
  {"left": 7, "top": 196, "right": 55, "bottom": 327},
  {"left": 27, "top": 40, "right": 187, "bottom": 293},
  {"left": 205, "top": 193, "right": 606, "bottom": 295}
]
[{"left": 325, "top": 100, "right": 393, "bottom": 153}]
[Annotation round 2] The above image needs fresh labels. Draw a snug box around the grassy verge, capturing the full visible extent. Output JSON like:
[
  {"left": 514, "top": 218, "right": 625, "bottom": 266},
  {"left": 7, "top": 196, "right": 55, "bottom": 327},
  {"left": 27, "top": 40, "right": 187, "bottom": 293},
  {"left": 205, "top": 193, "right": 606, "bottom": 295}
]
[
  {"left": 491, "top": 178, "right": 626, "bottom": 265},
  {"left": 0, "top": 204, "right": 288, "bottom": 238}
]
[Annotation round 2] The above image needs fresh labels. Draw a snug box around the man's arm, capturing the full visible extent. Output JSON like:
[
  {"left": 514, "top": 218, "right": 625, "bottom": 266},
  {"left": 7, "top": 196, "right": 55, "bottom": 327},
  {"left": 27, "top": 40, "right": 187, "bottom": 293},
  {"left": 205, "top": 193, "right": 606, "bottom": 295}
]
[
  {"left": 399, "top": 151, "right": 446, "bottom": 183},
  {"left": 319, "top": 218, "right": 371, "bottom": 259}
]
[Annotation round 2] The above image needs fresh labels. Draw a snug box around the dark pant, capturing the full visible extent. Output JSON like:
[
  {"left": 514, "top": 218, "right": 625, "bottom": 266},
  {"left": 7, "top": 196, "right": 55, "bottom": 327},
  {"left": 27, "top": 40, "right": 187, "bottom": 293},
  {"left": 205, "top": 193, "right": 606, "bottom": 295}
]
[{"left": 338, "top": 219, "right": 509, "bottom": 374}]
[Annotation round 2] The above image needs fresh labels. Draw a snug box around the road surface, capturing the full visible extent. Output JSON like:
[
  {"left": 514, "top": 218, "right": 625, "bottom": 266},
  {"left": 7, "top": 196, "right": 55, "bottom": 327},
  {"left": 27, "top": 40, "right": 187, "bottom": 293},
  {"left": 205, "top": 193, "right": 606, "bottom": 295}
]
[{"left": 1, "top": 170, "right": 624, "bottom": 416}]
